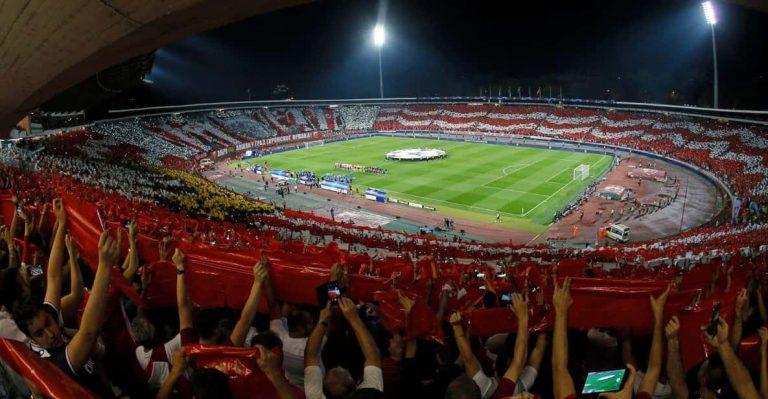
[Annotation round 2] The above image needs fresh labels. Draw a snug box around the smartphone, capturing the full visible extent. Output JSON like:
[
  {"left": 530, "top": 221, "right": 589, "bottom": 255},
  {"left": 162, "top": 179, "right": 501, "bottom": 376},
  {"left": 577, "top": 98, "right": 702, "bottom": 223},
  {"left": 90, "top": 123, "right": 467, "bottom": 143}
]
[
  {"left": 500, "top": 292, "right": 512, "bottom": 303},
  {"left": 582, "top": 368, "right": 628, "bottom": 394},
  {"left": 707, "top": 302, "right": 721, "bottom": 336},
  {"left": 496, "top": 272, "right": 507, "bottom": 278},
  {"left": 479, "top": 285, "right": 486, "bottom": 291},
  {"left": 327, "top": 281, "right": 341, "bottom": 304},
  {"left": 476, "top": 272, "right": 485, "bottom": 278}
]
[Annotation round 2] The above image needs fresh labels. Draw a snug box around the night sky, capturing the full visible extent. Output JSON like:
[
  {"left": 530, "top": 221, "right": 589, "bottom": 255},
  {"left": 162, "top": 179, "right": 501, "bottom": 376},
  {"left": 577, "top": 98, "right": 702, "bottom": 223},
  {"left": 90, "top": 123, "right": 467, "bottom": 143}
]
[{"left": 143, "top": 0, "right": 768, "bottom": 108}]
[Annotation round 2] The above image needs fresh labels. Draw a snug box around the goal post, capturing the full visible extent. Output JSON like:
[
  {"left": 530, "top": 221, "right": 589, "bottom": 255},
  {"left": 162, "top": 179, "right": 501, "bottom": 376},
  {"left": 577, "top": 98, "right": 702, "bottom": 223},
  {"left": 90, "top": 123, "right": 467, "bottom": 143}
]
[
  {"left": 305, "top": 140, "right": 325, "bottom": 149},
  {"left": 573, "top": 164, "right": 590, "bottom": 181}
]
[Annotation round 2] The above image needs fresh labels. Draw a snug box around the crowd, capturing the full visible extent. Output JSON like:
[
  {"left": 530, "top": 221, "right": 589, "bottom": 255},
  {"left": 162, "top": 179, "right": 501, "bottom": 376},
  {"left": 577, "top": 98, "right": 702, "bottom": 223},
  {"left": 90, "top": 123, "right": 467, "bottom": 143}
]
[
  {"left": 1, "top": 190, "right": 768, "bottom": 399},
  {"left": 0, "top": 105, "right": 767, "bottom": 397}
]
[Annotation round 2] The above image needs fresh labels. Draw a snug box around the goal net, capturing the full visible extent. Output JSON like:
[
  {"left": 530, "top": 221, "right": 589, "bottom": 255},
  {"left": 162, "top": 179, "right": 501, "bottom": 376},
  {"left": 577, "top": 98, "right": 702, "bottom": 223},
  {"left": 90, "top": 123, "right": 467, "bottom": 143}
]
[
  {"left": 573, "top": 164, "right": 590, "bottom": 181},
  {"left": 305, "top": 140, "right": 325, "bottom": 149}
]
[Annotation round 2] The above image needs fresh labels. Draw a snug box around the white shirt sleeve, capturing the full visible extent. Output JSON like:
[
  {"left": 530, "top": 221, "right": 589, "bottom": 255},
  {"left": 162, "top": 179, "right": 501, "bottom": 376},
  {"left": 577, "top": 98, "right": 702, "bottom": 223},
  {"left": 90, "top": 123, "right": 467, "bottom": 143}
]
[
  {"left": 357, "top": 365, "right": 384, "bottom": 391},
  {"left": 304, "top": 365, "right": 326, "bottom": 399},
  {"left": 514, "top": 365, "right": 538, "bottom": 395},
  {"left": 472, "top": 370, "right": 499, "bottom": 399},
  {"left": 163, "top": 333, "right": 182, "bottom": 360}
]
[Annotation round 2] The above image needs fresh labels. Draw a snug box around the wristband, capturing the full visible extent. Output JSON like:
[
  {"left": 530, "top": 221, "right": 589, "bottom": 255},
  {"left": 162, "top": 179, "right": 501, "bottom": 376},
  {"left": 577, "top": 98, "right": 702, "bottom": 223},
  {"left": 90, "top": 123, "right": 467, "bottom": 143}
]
[{"left": 176, "top": 269, "right": 185, "bottom": 275}]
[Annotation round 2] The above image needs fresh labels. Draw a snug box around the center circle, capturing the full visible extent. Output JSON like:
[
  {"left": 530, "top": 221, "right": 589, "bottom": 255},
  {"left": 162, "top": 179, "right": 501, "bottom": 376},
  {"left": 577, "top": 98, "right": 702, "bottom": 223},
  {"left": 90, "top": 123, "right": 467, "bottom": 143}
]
[{"left": 385, "top": 148, "right": 447, "bottom": 161}]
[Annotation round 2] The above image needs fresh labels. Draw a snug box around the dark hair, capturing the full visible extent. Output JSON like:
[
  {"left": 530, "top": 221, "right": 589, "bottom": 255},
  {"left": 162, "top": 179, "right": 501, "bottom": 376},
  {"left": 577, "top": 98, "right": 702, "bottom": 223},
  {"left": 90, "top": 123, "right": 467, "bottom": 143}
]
[
  {"left": 286, "top": 310, "right": 310, "bottom": 334},
  {"left": 11, "top": 299, "right": 51, "bottom": 337},
  {"left": 250, "top": 330, "right": 283, "bottom": 350},
  {"left": 193, "top": 309, "right": 221, "bottom": 340},
  {"left": 191, "top": 368, "right": 231, "bottom": 399},
  {"left": 444, "top": 375, "right": 481, "bottom": 399},
  {"left": 482, "top": 292, "right": 497, "bottom": 308}
]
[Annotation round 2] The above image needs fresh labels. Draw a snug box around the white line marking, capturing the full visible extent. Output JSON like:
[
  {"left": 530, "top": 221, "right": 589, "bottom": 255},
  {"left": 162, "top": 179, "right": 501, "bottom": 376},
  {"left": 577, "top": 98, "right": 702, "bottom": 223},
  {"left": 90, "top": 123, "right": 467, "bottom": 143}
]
[{"left": 522, "top": 157, "right": 608, "bottom": 217}]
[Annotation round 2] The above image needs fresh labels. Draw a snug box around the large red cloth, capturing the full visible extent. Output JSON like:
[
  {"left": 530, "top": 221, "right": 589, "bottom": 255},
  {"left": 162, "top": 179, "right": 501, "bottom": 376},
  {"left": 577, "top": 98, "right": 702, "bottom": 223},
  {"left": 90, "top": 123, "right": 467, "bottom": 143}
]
[{"left": 0, "top": 339, "right": 97, "bottom": 399}]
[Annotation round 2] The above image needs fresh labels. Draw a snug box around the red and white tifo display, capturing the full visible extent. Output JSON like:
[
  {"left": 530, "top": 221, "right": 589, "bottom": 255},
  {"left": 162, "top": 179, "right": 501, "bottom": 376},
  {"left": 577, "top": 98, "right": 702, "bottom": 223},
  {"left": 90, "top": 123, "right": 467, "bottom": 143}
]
[{"left": 385, "top": 148, "right": 447, "bottom": 161}]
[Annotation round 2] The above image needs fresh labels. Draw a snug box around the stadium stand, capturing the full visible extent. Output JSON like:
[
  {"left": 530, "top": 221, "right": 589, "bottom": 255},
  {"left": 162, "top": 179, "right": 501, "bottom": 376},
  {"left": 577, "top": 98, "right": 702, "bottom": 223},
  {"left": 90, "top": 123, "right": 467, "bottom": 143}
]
[{"left": 0, "top": 103, "right": 766, "bottom": 398}]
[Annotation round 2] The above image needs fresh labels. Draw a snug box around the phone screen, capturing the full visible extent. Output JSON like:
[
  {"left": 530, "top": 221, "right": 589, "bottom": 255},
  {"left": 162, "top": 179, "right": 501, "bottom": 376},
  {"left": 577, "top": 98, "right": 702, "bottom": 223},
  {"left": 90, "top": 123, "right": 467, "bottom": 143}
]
[
  {"left": 582, "top": 369, "right": 627, "bottom": 394},
  {"left": 327, "top": 281, "right": 341, "bottom": 304},
  {"left": 500, "top": 293, "right": 512, "bottom": 302},
  {"left": 476, "top": 273, "right": 485, "bottom": 278}
]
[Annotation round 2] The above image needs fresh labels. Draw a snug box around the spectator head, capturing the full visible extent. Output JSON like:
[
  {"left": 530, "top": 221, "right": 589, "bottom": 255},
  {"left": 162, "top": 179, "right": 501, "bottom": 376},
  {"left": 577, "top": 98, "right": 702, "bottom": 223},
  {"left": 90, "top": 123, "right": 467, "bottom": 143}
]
[
  {"left": 130, "top": 316, "right": 156, "bottom": 347},
  {"left": 193, "top": 308, "right": 223, "bottom": 342},
  {"left": 12, "top": 300, "right": 62, "bottom": 349},
  {"left": 323, "top": 366, "right": 356, "bottom": 399},
  {"left": 482, "top": 292, "right": 497, "bottom": 308},
  {"left": 287, "top": 309, "right": 313, "bottom": 337},
  {"left": 698, "top": 354, "right": 727, "bottom": 394},
  {"left": 250, "top": 330, "right": 284, "bottom": 361},
  {"left": 191, "top": 368, "right": 232, "bottom": 399},
  {"left": 444, "top": 375, "right": 481, "bottom": 399}
]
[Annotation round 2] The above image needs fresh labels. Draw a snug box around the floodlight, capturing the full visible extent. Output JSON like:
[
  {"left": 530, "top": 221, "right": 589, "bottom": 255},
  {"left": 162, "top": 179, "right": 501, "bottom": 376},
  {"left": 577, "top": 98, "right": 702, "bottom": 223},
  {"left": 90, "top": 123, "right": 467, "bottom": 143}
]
[
  {"left": 373, "top": 24, "right": 385, "bottom": 47},
  {"left": 702, "top": 1, "right": 717, "bottom": 25}
]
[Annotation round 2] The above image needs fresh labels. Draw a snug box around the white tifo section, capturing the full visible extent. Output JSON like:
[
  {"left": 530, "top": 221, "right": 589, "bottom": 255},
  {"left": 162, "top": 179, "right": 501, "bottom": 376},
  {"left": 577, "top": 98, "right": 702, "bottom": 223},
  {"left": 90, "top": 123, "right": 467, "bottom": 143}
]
[
  {"left": 385, "top": 148, "right": 446, "bottom": 161},
  {"left": 573, "top": 164, "right": 590, "bottom": 181}
]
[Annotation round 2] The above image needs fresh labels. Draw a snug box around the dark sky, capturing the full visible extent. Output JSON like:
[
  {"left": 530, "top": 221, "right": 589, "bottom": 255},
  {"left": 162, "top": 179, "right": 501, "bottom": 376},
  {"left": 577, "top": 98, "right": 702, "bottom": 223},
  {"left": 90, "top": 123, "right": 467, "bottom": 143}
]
[{"left": 143, "top": 0, "right": 768, "bottom": 108}]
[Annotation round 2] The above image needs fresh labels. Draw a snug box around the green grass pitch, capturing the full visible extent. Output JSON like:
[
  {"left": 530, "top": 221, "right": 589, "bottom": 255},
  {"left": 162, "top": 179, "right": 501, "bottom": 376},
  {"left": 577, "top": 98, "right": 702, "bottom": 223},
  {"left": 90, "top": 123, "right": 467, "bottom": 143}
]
[{"left": 233, "top": 136, "right": 613, "bottom": 233}]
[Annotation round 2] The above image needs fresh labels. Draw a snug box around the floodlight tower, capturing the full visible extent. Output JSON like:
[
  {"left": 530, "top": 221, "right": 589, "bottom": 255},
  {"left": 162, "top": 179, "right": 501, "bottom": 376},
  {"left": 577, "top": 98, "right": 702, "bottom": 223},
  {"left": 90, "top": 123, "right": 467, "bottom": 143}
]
[
  {"left": 702, "top": 1, "right": 718, "bottom": 108},
  {"left": 373, "top": 24, "right": 385, "bottom": 98}
]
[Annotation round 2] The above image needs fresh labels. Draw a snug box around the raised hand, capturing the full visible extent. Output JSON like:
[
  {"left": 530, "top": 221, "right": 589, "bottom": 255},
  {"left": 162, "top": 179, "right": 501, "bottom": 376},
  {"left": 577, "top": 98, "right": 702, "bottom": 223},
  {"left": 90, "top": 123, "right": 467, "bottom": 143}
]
[
  {"left": 65, "top": 234, "right": 78, "bottom": 257},
  {"left": 449, "top": 311, "right": 462, "bottom": 326},
  {"left": 702, "top": 316, "right": 729, "bottom": 348},
  {"left": 52, "top": 198, "right": 66, "bottom": 223},
  {"left": 338, "top": 297, "right": 359, "bottom": 321},
  {"left": 511, "top": 293, "right": 529, "bottom": 319},
  {"left": 98, "top": 230, "right": 120, "bottom": 268},
  {"left": 665, "top": 316, "right": 680, "bottom": 340},
  {"left": 553, "top": 277, "right": 573, "bottom": 313},
  {"left": 253, "top": 261, "right": 268, "bottom": 284},
  {"left": 255, "top": 345, "right": 281, "bottom": 378},
  {"left": 172, "top": 248, "right": 185, "bottom": 271},
  {"left": 650, "top": 284, "right": 672, "bottom": 318},
  {"left": 736, "top": 288, "right": 749, "bottom": 317}
]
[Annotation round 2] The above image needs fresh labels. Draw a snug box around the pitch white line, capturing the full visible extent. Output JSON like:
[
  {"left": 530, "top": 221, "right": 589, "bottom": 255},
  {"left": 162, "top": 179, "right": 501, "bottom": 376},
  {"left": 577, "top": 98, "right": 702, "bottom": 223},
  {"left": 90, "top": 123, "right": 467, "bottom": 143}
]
[{"left": 522, "top": 157, "right": 607, "bottom": 217}]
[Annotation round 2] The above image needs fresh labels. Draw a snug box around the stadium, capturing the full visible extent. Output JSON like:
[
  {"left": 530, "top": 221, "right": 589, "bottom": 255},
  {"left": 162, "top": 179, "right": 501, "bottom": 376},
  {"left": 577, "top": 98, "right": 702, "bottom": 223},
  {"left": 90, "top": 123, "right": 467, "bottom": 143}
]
[{"left": 0, "top": 1, "right": 767, "bottom": 399}]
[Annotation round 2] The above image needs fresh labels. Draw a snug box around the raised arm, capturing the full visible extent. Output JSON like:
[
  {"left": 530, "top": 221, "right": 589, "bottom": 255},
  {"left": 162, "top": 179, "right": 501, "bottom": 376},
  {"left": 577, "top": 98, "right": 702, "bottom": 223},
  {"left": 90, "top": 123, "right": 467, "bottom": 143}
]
[
  {"left": 640, "top": 285, "right": 670, "bottom": 394},
  {"left": 43, "top": 199, "right": 67, "bottom": 309},
  {"left": 759, "top": 327, "right": 768, "bottom": 399},
  {"left": 339, "top": 297, "right": 381, "bottom": 367},
  {"left": 122, "top": 222, "right": 140, "bottom": 281},
  {"left": 528, "top": 333, "right": 548, "bottom": 371},
  {"left": 449, "top": 311, "right": 481, "bottom": 378},
  {"left": 501, "top": 293, "right": 529, "bottom": 382},
  {"left": 230, "top": 257, "right": 268, "bottom": 347},
  {"left": 60, "top": 234, "right": 84, "bottom": 323},
  {"left": 552, "top": 277, "right": 575, "bottom": 399},
  {"left": 66, "top": 230, "right": 119, "bottom": 372},
  {"left": 704, "top": 317, "right": 761, "bottom": 399},
  {"left": 157, "top": 348, "right": 188, "bottom": 399},
  {"left": 731, "top": 288, "right": 749, "bottom": 349},
  {"left": 174, "top": 249, "right": 193, "bottom": 331},
  {"left": 256, "top": 345, "right": 298, "bottom": 399},
  {"left": 665, "top": 316, "right": 690, "bottom": 399},
  {"left": 304, "top": 304, "right": 331, "bottom": 367}
]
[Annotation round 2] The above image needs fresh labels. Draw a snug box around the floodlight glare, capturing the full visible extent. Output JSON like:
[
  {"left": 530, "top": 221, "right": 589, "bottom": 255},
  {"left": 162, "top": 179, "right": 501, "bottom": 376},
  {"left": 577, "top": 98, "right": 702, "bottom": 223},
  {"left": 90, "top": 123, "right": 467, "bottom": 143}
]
[
  {"left": 702, "top": 1, "right": 717, "bottom": 25},
  {"left": 373, "top": 25, "right": 385, "bottom": 47}
]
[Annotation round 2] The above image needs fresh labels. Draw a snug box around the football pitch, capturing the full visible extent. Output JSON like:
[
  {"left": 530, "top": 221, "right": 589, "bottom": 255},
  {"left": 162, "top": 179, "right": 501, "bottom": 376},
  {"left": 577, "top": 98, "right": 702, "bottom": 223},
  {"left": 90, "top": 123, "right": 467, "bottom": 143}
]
[{"left": 234, "top": 136, "right": 613, "bottom": 233}]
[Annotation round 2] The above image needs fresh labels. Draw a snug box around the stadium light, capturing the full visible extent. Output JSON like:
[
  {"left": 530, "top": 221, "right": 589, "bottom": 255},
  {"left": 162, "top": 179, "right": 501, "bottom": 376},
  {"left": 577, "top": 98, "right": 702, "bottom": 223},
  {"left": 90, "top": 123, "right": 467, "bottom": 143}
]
[
  {"left": 372, "top": 24, "right": 385, "bottom": 98},
  {"left": 373, "top": 24, "right": 385, "bottom": 47},
  {"left": 702, "top": 1, "right": 717, "bottom": 25},
  {"left": 702, "top": 1, "right": 718, "bottom": 108}
]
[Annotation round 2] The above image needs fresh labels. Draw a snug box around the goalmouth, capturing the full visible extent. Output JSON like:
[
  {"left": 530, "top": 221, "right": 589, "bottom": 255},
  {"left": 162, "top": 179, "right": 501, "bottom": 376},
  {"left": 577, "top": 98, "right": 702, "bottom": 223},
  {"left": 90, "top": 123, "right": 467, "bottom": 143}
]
[{"left": 573, "top": 164, "right": 590, "bottom": 181}]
